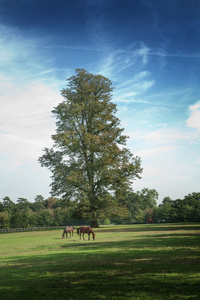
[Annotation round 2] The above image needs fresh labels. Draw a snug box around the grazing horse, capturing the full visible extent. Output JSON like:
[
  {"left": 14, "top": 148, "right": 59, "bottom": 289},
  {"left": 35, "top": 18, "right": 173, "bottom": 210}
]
[
  {"left": 77, "top": 226, "right": 95, "bottom": 240},
  {"left": 62, "top": 226, "right": 75, "bottom": 239},
  {"left": 146, "top": 218, "right": 154, "bottom": 224}
]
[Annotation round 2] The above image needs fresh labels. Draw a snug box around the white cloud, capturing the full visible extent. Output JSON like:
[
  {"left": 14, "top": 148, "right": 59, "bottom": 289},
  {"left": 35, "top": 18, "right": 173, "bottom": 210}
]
[
  {"left": 0, "top": 82, "right": 63, "bottom": 166},
  {"left": 186, "top": 101, "right": 200, "bottom": 133},
  {"left": 128, "top": 126, "right": 194, "bottom": 147},
  {"left": 133, "top": 157, "right": 198, "bottom": 202},
  {"left": 136, "top": 146, "right": 175, "bottom": 159},
  {"left": 144, "top": 128, "right": 192, "bottom": 144}
]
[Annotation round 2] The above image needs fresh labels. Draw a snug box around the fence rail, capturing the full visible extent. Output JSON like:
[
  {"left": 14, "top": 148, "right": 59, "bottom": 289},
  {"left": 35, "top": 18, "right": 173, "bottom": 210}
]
[{"left": 0, "top": 226, "right": 64, "bottom": 233}]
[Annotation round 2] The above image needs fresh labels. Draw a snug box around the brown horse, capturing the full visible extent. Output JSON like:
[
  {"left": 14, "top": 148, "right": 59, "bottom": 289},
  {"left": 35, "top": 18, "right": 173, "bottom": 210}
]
[
  {"left": 146, "top": 218, "right": 154, "bottom": 224},
  {"left": 77, "top": 226, "right": 95, "bottom": 240},
  {"left": 62, "top": 226, "right": 75, "bottom": 239}
]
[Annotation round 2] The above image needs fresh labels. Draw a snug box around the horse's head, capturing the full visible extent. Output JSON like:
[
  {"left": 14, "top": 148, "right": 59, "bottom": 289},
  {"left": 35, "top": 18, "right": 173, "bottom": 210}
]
[{"left": 93, "top": 234, "right": 95, "bottom": 240}]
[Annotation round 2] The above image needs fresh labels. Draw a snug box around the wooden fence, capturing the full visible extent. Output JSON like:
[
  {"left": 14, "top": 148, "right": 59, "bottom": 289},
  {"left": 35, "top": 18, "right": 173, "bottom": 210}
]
[{"left": 0, "top": 226, "right": 64, "bottom": 233}]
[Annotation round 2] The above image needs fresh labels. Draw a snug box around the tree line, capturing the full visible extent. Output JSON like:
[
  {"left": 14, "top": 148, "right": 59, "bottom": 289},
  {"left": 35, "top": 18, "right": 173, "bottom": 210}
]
[
  {"left": 0, "top": 190, "right": 199, "bottom": 229},
  {"left": 121, "top": 190, "right": 200, "bottom": 224}
]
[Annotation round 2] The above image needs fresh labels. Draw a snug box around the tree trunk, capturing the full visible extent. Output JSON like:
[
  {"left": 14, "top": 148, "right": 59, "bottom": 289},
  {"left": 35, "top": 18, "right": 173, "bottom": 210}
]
[{"left": 90, "top": 220, "right": 99, "bottom": 228}]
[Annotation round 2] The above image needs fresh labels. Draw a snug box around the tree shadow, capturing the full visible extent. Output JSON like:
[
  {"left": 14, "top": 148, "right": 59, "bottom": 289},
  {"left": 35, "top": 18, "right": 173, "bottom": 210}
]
[{"left": 96, "top": 223, "right": 200, "bottom": 233}]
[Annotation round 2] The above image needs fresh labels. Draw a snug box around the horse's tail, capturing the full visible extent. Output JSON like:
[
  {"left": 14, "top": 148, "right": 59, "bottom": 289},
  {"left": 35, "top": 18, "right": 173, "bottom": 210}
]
[
  {"left": 77, "top": 228, "right": 80, "bottom": 235},
  {"left": 62, "top": 229, "right": 65, "bottom": 238}
]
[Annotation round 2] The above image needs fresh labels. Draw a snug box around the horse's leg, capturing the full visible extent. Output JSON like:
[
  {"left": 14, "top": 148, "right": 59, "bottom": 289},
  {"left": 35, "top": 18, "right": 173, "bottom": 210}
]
[
  {"left": 88, "top": 233, "right": 90, "bottom": 240},
  {"left": 66, "top": 232, "right": 68, "bottom": 238},
  {"left": 72, "top": 230, "right": 73, "bottom": 237},
  {"left": 83, "top": 233, "right": 85, "bottom": 240}
]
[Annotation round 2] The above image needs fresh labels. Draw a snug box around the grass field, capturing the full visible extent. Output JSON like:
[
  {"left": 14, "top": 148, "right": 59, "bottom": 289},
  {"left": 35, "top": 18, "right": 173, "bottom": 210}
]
[{"left": 0, "top": 223, "right": 200, "bottom": 300}]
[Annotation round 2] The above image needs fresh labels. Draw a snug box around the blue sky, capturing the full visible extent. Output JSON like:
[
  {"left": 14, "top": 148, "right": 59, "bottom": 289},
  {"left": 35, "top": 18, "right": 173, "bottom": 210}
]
[{"left": 0, "top": 0, "right": 200, "bottom": 204}]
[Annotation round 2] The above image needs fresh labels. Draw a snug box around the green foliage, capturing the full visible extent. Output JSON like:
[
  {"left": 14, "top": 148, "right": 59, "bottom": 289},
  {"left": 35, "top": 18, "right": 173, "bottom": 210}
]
[
  {"left": 102, "top": 218, "right": 111, "bottom": 225},
  {"left": 1, "top": 191, "right": 200, "bottom": 228},
  {"left": 36, "top": 210, "right": 54, "bottom": 227},
  {"left": 39, "top": 69, "right": 142, "bottom": 226},
  {"left": 2, "top": 196, "right": 15, "bottom": 214},
  {"left": 0, "top": 212, "right": 10, "bottom": 229},
  {"left": 137, "top": 188, "right": 158, "bottom": 210},
  {"left": 154, "top": 193, "right": 200, "bottom": 223},
  {"left": 16, "top": 198, "right": 30, "bottom": 211}
]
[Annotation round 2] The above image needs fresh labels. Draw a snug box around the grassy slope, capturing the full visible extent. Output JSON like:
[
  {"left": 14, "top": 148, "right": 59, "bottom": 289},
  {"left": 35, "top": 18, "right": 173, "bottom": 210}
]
[{"left": 0, "top": 223, "right": 200, "bottom": 300}]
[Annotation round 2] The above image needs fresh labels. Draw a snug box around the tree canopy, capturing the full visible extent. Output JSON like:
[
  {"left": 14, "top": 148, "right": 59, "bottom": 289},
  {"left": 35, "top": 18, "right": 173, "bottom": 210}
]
[{"left": 39, "top": 69, "right": 142, "bottom": 226}]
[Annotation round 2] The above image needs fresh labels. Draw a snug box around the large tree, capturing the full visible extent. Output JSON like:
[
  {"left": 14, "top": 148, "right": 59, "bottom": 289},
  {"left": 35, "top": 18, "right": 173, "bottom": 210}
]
[{"left": 39, "top": 69, "right": 142, "bottom": 227}]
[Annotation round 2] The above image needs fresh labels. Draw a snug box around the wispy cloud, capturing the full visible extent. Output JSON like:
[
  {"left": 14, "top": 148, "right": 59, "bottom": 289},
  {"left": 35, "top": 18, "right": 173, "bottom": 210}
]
[
  {"left": 150, "top": 50, "right": 200, "bottom": 59},
  {"left": 116, "top": 43, "right": 150, "bottom": 66},
  {"left": 0, "top": 25, "right": 40, "bottom": 80},
  {"left": 96, "top": 43, "right": 152, "bottom": 78},
  {"left": 0, "top": 24, "right": 69, "bottom": 87},
  {"left": 186, "top": 101, "right": 200, "bottom": 133},
  {"left": 96, "top": 51, "right": 133, "bottom": 79}
]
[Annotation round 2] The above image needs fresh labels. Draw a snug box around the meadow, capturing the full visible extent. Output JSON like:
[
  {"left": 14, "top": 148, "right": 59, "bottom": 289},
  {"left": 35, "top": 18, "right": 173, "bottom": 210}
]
[{"left": 0, "top": 223, "right": 200, "bottom": 300}]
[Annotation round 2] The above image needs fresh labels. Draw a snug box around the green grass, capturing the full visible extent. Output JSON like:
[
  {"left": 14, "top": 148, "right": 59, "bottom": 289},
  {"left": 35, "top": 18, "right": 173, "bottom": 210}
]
[{"left": 0, "top": 223, "right": 200, "bottom": 299}]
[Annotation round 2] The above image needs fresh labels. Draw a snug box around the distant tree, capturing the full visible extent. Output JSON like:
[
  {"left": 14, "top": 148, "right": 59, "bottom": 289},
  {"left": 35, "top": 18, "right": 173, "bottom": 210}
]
[
  {"left": 2, "top": 196, "right": 15, "bottom": 214},
  {"left": 39, "top": 69, "right": 142, "bottom": 227},
  {"left": 152, "top": 206, "right": 161, "bottom": 223},
  {"left": 36, "top": 210, "right": 54, "bottom": 226},
  {"left": 35, "top": 195, "right": 45, "bottom": 203},
  {"left": 137, "top": 188, "right": 158, "bottom": 210},
  {"left": 0, "top": 212, "right": 11, "bottom": 229},
  {"left": 121, "top": 191, "right": 143, "bottom": 223},
  {"left": 159, "top": 197, "right": 173, "bottom": 222},
  {"left": 0, "top": 201, "right": 3, "bottom": 212},
  {"left": 11, "top": 210, "right": 30, "bottom": 228},
  {"left": 46, "top": 197, "right": 60, "bottom": 209},
  {"left": 30, "top": 195, "right": 46, "bottom": 212},
  {"left": 171, "top": 199, "right": 184, "bottom": 222},
  {"left": 16, "top": 198, "right": 30, "bottom": 211},
  {"left": 52, "top": 207, "right": 63, "bottom": 226},
  {"left": 183, "top": 192, "right": 200, "bottom": 222},
  {"left": 162, "top": 196, "right": 172, "bottom": 204}
]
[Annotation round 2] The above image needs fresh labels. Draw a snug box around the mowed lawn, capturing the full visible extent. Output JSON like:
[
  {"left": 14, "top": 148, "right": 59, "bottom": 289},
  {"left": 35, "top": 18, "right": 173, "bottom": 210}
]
[{"left": 0, "top": 224, "right": 200, "bottom": 300}]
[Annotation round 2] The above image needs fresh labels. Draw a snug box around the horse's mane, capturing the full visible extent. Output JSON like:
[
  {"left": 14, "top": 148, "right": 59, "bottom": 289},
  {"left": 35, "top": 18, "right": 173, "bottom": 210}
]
[{"left": 89, "top": 226, "right": 95, "bottom": 234}]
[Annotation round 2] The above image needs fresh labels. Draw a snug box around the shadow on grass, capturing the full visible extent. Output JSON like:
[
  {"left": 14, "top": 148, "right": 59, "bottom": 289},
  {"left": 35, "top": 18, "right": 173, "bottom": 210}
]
[
  {"left": 1, "top": 232, "right": 200, "bottom": 300},
  {"left": 96, "top": 223, "right": 200, "bottom": 233}
]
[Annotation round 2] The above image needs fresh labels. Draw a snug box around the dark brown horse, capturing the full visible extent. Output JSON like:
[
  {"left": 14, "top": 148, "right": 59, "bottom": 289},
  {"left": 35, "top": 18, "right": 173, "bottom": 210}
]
[
  {"left": 77, "top": 226, "right": 95, "bottom": 240},
  {"left": 146, "top": 218, "right": 154, "bottom": 224},
  {"left": 62, "top": 226, "right": 75, "bottom": 239}
]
